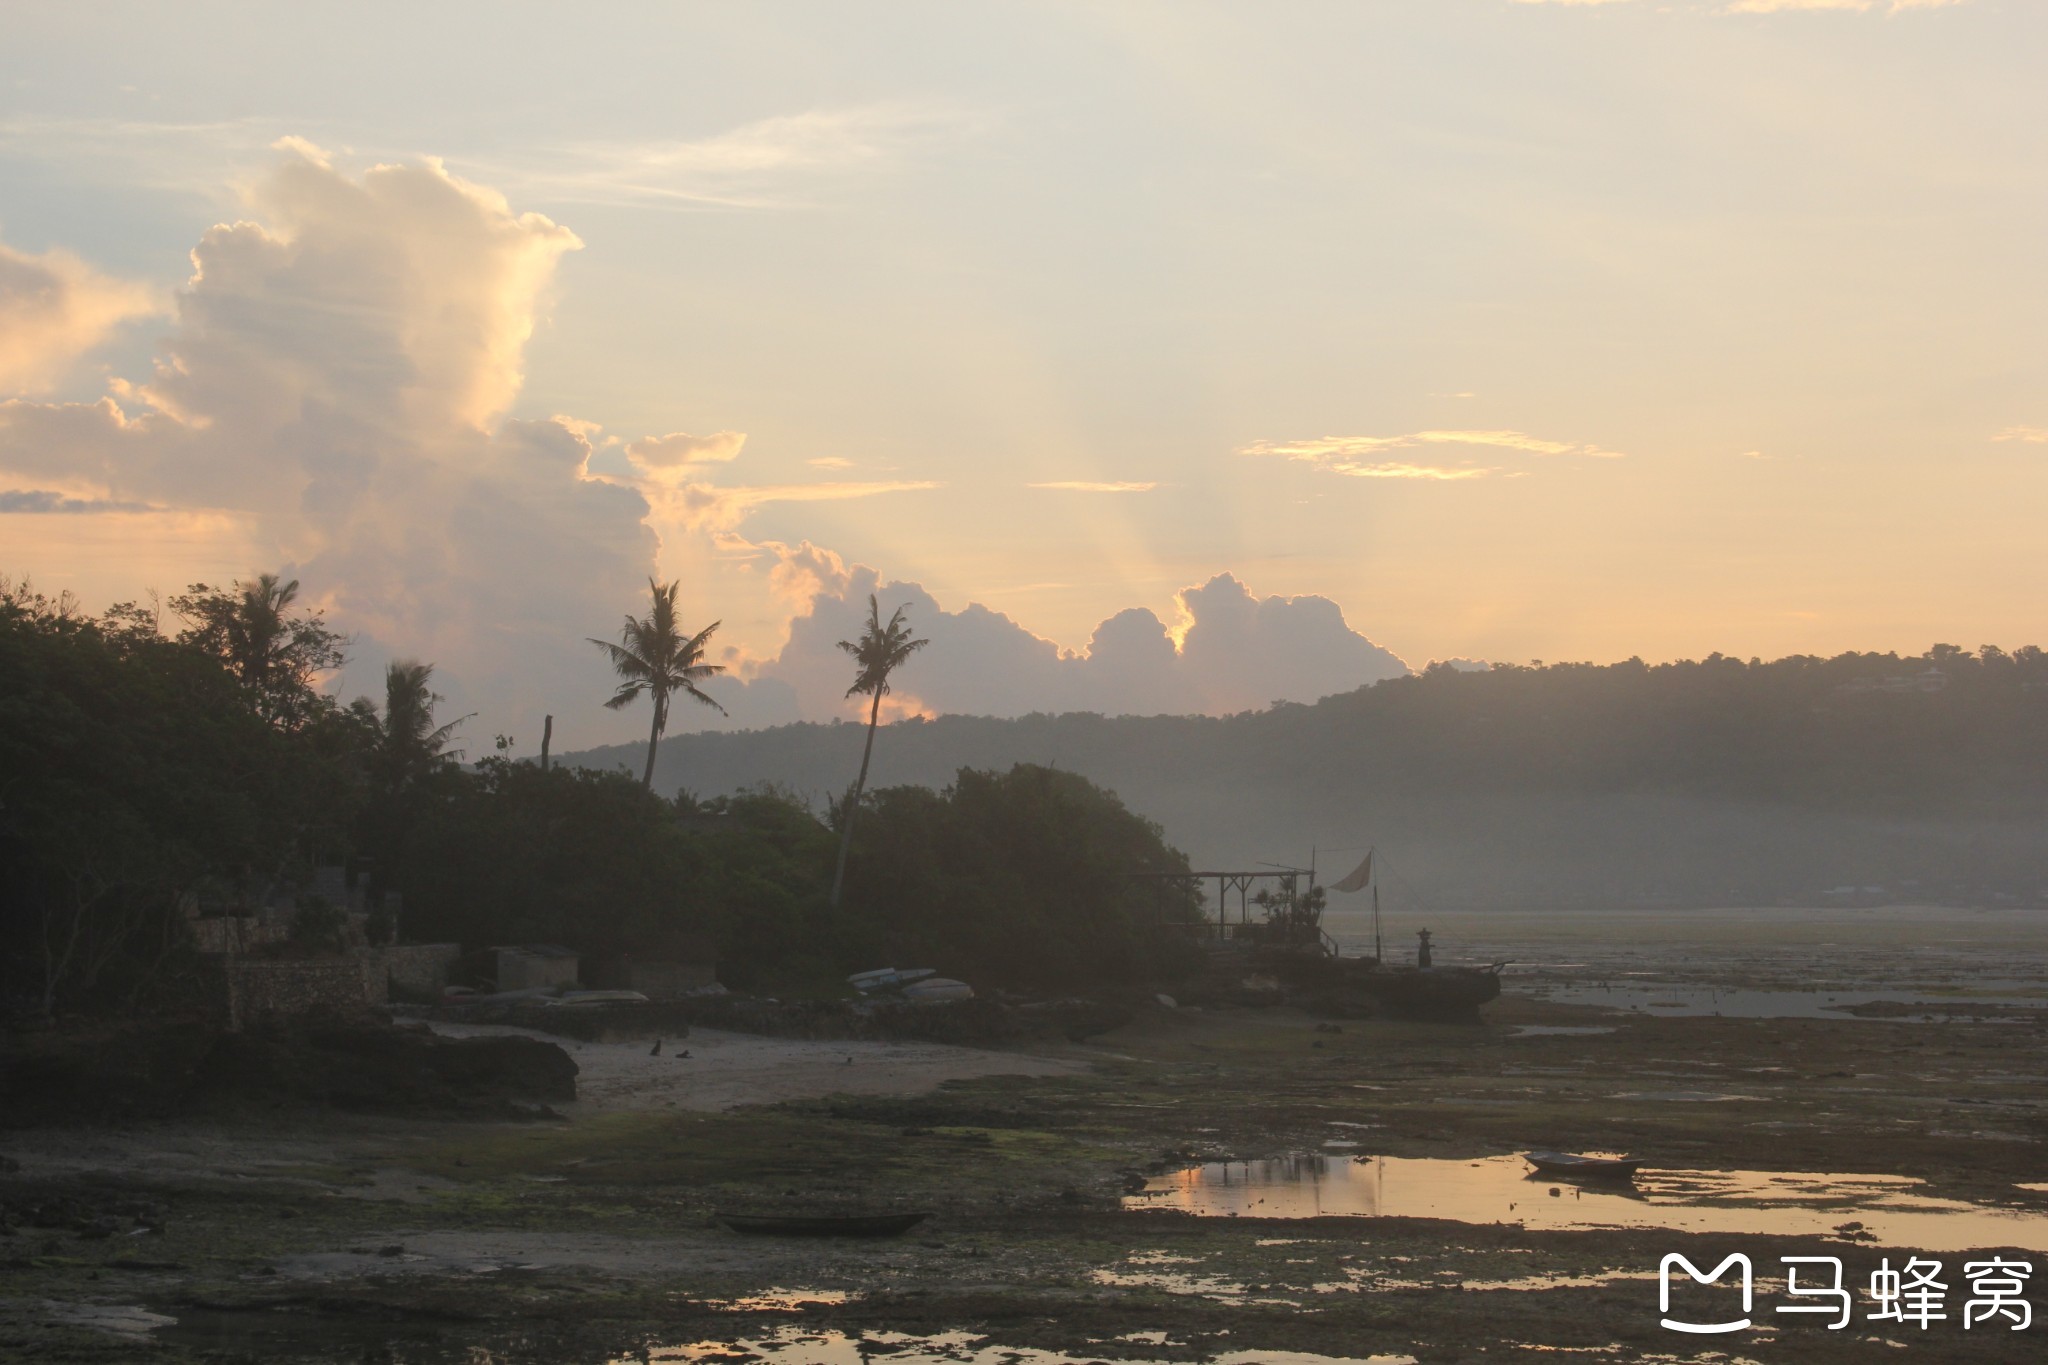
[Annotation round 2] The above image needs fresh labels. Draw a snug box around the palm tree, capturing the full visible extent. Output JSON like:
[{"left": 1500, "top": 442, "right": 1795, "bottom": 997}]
[
  {"left": 170, "top": 571, "right": 348, "bottom": 726},
  {"left": 378, "top": 660, "right": 467, "bottom": 789},
  {"left": 830, "top": 595, "right": 928, "bottom": 908},
  {"left": 590, "top": 578, "right": 726, "bottom": 788},
  {"left": 229, "top": 573, "right": 296, "bottom": 696}
]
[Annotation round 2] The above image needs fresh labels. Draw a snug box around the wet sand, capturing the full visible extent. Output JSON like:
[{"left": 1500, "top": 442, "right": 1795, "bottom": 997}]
[{"left": 5, "top": 908, "right": 2047, "bottom": 1363}]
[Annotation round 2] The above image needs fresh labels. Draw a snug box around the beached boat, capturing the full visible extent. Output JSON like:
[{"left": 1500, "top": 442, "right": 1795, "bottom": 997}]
[
  {"left": 1523, "top": 1150, "right": 1644, "bottom": 1179},
  {"left": 715, "top": 1211, "right": 931, "bottom": 1237}
]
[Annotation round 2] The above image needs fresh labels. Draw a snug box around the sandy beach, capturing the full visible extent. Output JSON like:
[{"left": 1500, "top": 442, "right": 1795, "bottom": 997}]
[{"left": 425, "top": 1020, "right": 1083, "bottom": 1113}]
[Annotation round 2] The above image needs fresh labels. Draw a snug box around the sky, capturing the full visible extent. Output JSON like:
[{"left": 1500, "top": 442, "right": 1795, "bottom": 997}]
[{"left": 1, "top": 0, "right": 2042, "bottom": 752}]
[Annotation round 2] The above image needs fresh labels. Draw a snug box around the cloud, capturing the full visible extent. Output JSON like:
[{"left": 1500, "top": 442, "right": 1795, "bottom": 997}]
[
  {"left": 482, "top": 103, "right": 976, "bottom": 210},
  {"left": 1027, "top": 480, "right": 1159, "bottom": 493},
  {"left": 1512, "top": 0, "right": 1966, "bottom": 10},
  {"left": 656, "top": 479, "right": 943, "bottom": 535},
  {"left": 0, "top": 141, "right": 654, "bottom": 734},
  {"left": 807, "top": 456, "right": 855, "bottom": 470},
  {"left": 670, "top": 559, "right": 1410, "bottom": 731},
  {"left": 1328, "top": 462, "right": 1495, "bottom": 481},
  {"left": 2, "top": 139, "right": 1418, "bottom": 746},
  {"left": 0, "top": 241, "right": 159, "bottom": 393},
  {"left": 1992, "top": 426, "right": 2048, "bottom": 444},
  {"left": 626, "top": 429, "right": 747, "bottom": 468},
  {"left": 1724, "top": 0, "right": 1963, "bottom": 11},
  {"left": 1241, "top": 428, "right": 1625, "bottom": 480},
  {"left": 0, "top": 487, "right": 155, "bottom": 514}
]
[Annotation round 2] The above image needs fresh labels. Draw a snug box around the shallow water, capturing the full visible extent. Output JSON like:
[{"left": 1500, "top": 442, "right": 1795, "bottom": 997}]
[
  {"left": 1320, "top": 905, "right": 2048, "bottom": 1005},
  {"left": 1125, "top": 1154, "right": 2048, "bottom": 1252},
  {"left": 1524, "top": 982, "right": 2041, "bottom": 1020}
]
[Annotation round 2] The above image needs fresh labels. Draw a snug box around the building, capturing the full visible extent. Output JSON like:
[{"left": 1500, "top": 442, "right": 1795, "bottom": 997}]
[{"left": 480, "top": 944, "right": 581, "bottom": 992}]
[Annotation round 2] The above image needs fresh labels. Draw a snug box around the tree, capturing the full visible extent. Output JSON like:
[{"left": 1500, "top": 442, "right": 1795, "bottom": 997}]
[
  {"left": 376, "top": 660, "right": 467, "bottom": 792},
  {"left": 170, "top": 573, "right": 347, "bottom": 728},
  {"left": 829, "top": 595, "right": 927, "bottom": 908},
  {"left": 841, "top": 764, "right": 1203, "bottom": 992},
  {"left": 1, "top": 578, "right": 370, "bottom": 1016},
  {"left": 590, "top": 579, "right": 726, "bottom": 788}
]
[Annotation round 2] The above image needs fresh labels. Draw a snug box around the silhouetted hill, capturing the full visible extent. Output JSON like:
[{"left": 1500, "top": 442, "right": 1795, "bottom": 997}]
[{"left": 564, "top": 648, "right": 2048, "bottom": 908}]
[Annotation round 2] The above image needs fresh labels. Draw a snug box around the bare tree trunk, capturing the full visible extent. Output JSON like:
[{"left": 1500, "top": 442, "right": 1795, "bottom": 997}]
[
  {"left": 124, "top": 893, "right": 187, "bottom": 1016},
  {"left": 37, "top": 868, "right": 97, "bottom": 1019},
  {"left": 641, "top": 693, "right": 665, "bottom": 788},
  {"left": 829, "top": 690, "right": 884, "bottom": 909}
]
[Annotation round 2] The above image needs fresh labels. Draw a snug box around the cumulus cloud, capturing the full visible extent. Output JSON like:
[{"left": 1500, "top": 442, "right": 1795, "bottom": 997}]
[
  {"left": 626, "top": 429, "right": 747, "bottom": 467},
  {"left": 3, "top": 139, "right": 1423, "bottom": 743},
  {"left": 0, "top": 141, "right": 654, "bottom": 733},
  {"left": 1992, "top": 426, "right": 2048, "bottom": 444},
  {"left": 1241, "top": 428, "right": 1625, "bottom": 480},
  {"left": 0, "top": 241, "right": 158, "bottom": 393},
  {"left": 669, "top": 551, "right": 1411, "bottom": 730}
]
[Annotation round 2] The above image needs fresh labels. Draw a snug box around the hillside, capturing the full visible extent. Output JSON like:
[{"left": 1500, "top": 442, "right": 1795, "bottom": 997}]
[{"left": 563, "top": 648, "right": 2048, "bottom": 909}]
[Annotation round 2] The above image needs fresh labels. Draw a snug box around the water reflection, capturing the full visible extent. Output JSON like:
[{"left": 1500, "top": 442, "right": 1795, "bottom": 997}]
[{"left": 1125, "top": 1154, "right": 2048, "bottom": 1252}]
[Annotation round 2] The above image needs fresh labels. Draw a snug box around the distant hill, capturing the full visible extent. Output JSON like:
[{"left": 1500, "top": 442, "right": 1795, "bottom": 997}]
[{"left": 563, "top": 648, "right": 2048, "bottom": 908}]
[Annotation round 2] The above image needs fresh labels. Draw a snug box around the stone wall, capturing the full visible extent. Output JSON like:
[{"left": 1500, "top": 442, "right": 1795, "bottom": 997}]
[
  {"left": 219, "top": 957, "right": 375, "bottom": 1030},
  {"left": 372, "top": 943, "right": 461, "bottom": 1001},
  {"left": 188, "top": 916, "right": 290, "bottom": 955},
  {"left": 495, "top": 949, "right": 580, "bottom": 991},
  {"left": 623, "top": 960, "right": 718, "bottom": 998}
]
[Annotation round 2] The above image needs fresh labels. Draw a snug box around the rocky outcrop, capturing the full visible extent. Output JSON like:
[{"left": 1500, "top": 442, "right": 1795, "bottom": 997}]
[{"left": 0, "top": 1019, "right": 577, "bottom": 1126}]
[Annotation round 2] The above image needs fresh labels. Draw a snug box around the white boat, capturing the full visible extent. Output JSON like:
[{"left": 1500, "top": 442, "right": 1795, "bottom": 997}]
[
  {"left": 899, "top": 977, "right": 973, "bottom": 1003},
  {"left": 847, "top": 967, "right": 938, "bottom": 993}
]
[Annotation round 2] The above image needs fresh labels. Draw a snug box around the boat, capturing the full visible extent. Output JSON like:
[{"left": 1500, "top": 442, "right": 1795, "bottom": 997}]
[
  {"left": 544, "top": 989, "right": 650, "bottom": 1007},
  {"left": 1523, "top": 1150, "right": 1644, "bottom": 1179},
  {"left": 847, "top": 967, "right": 938, "bottom": 993},
  {"left": 899, "top": 976, "right": 973, "bottom": 1003},
  {"left": 715, "top": 1210, "right": 931, "bottom": 1237}
]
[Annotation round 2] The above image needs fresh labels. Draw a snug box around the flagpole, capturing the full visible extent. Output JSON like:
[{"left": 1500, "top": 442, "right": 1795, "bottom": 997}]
[{"left": 1372, "top": 847, "right": 1383, "bottom": 962}]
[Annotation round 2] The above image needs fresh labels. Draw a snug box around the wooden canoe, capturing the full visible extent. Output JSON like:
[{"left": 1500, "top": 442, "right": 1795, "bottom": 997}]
[
  {"left": 715, "top": 1211, "right": 931, "bottom": 1237},
  {"left": 1523, "top": 1150, "right": 1644, "bottom": 1179}
]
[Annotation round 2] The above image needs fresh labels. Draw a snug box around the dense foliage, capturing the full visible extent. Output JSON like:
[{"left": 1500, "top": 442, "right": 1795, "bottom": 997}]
[
  {"left": 834, "top": 764, "right": 1201, "bottom": 994},
  {"left": 0, "top": 580, "right": 370, "bottom": 1016},
  {"left": 0, "top": 576, "right": 1201, "bottom": 1018}
]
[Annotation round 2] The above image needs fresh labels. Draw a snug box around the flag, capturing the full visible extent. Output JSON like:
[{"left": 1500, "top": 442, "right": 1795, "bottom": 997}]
[{"left": 1330, "top": 851, "right": 1373, "bottom": 894}]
